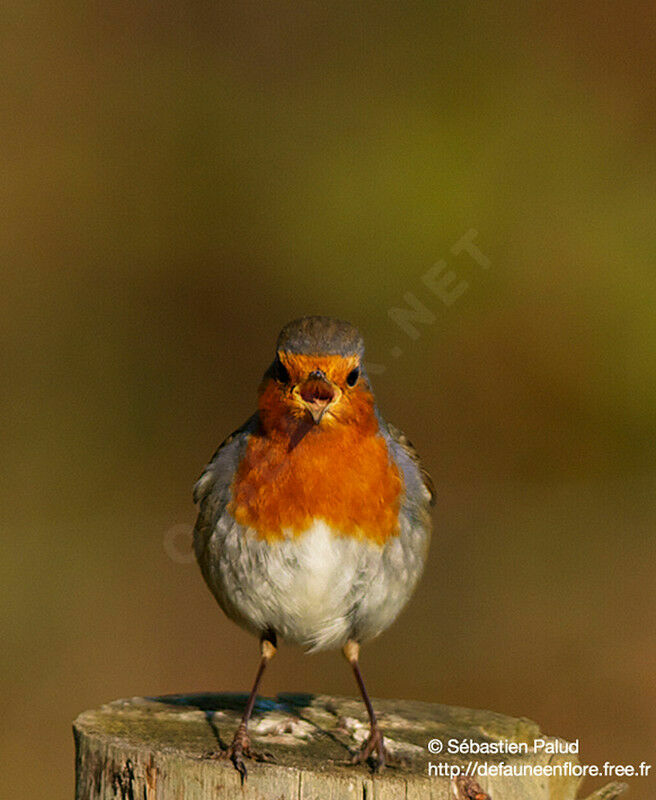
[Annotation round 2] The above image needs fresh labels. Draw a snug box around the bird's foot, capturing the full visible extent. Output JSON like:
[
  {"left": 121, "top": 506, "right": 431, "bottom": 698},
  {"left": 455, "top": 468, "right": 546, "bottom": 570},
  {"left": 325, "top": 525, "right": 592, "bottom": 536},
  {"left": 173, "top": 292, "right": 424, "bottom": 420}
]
[
  {"left": 350, "top": 725, "right": 389, "bottom": 772},
  {"left": 221, "top": 725, "right": 275, "bottom": 782}
]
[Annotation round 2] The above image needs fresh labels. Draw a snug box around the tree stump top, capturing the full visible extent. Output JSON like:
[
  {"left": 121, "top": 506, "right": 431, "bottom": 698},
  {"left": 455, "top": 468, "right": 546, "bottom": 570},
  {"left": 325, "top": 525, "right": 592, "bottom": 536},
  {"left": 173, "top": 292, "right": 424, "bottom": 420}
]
[{"left": 73, "top": 692, "right": 621, "bottom": 799}]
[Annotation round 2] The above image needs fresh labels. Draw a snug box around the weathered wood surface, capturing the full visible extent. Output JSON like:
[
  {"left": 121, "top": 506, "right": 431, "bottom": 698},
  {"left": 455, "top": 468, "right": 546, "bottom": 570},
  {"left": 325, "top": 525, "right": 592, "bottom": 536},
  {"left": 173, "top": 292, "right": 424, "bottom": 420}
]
[{"left": 73, "top": 693, "right": 626, "bottom": 799}]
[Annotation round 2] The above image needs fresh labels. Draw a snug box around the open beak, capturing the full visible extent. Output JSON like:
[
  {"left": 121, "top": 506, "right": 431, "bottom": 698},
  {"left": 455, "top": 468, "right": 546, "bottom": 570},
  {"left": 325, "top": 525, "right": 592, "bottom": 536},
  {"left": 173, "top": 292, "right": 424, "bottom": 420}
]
[{"left": 298, "top": 374, "right": 336, "bottom": 424}]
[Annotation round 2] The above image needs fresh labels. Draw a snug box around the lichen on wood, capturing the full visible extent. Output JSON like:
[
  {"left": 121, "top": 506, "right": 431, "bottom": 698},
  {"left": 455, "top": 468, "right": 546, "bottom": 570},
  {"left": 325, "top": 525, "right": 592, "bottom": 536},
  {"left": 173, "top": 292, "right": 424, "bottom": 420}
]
[{"left": 73, "top": 693, "right": 621, "bottom": 799}]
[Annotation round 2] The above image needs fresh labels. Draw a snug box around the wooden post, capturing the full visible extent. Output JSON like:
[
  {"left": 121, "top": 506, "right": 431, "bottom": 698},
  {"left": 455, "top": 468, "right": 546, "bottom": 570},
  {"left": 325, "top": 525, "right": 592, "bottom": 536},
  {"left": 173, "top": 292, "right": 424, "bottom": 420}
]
[{"left": 73, "top": 693, "right": 627, "bottom": 800}]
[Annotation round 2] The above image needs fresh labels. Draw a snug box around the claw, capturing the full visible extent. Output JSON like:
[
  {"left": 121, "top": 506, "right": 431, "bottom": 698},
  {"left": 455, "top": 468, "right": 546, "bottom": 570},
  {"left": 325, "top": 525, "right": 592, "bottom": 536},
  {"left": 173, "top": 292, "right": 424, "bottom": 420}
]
[
  {"left": 351, "top": 725, "right": 388, "bottom": 771},
  {"left": 221, "top": 725, "right": 251, "bottom": 782},
  {"left": 221, "top": 726, "right": 277, "bottom": 782}
]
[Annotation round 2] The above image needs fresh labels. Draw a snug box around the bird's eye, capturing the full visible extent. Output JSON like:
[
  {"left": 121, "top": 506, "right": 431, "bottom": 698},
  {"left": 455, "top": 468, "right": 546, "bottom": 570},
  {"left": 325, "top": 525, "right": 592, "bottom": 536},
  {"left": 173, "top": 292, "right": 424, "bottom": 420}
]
[
  {"left": 273, "top": 356, "right": 290, "bottom": 384},
  {"left": 346, "top": 367, "right": 360, "bottom": 387}
]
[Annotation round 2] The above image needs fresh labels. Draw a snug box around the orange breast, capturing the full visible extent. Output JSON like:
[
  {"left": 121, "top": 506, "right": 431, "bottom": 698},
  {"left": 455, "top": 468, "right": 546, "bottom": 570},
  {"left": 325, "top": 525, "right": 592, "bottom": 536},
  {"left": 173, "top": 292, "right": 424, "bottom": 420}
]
[{"left": 229, "top": 423, "right": 403, "bottom": 545}]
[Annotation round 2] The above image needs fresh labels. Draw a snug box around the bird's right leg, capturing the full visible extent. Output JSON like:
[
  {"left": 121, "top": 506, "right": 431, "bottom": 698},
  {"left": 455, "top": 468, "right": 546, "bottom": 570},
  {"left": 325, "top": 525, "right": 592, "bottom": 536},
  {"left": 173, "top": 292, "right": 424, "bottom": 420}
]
[{"left": 224, "top": 630, "right": 277, "bottom": 781}]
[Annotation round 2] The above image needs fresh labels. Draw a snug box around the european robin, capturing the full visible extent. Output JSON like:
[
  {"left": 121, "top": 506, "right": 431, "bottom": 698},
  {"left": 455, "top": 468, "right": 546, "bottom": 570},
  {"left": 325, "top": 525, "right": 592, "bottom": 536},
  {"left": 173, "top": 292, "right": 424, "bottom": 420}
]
[{"left": 193, "top": 316, "right": 433, "bottom": 777}]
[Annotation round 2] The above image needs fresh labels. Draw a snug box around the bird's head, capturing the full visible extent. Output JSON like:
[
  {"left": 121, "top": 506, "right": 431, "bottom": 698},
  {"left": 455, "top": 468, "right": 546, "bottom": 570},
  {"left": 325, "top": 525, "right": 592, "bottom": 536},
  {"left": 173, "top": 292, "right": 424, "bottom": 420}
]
[{"left": 258, "top": 316, "right": 375, "bottom": 436}]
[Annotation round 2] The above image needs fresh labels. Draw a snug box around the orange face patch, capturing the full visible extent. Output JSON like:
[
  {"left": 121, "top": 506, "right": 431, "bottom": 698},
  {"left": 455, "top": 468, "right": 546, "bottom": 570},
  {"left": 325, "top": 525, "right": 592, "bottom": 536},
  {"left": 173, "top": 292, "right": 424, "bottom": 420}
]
[
  {"left": 256, "top": 352, "right": 368, "bottom": 433},
  {"left": 229, "top": 353, "right": 403, "bottom": 544},
  {"left": 277, "top": 353, "right": 359, "bottom": 385}
]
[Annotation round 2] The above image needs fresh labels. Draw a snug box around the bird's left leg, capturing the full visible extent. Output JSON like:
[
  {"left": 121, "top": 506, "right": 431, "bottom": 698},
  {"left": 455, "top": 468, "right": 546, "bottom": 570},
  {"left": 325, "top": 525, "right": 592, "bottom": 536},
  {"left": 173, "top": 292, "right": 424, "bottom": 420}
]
[
  {"left": 342, "top": 639, "right": 388, "bottom": 771},
  {"left": 224, "top": 630, "right": 277, "bottom": 780}
]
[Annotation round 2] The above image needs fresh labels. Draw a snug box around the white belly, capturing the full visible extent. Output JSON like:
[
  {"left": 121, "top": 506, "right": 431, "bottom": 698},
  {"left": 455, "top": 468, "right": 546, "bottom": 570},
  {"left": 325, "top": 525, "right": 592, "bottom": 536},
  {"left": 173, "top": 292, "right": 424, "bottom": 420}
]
[
  {"left": 200, "top": 514, "right": 427, "bottom": 652},
  {"left": 264, "top": 521, "right": 368, "bottom": 650}
]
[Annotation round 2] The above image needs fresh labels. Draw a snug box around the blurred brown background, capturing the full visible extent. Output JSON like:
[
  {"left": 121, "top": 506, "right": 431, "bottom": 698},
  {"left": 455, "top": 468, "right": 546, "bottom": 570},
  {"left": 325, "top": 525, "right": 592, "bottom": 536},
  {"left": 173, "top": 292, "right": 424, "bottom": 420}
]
[{"left": 2, "top": 2, "right": 655, "bottom": 797}]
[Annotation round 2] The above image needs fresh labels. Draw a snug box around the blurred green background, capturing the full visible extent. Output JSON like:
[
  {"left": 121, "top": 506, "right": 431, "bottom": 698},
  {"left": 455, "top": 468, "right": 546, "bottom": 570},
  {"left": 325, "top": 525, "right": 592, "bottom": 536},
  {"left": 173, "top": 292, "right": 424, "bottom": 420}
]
[{"left": 2, "top": 2, "right": 655, "bottom": 797}]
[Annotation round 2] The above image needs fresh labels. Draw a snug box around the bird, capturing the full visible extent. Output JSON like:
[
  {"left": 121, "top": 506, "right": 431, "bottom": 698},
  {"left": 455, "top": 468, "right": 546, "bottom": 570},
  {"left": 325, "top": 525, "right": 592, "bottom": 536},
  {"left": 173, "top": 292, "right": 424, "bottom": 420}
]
[{"left": 193, "top": 315, "right": 433, "bottom": 778}]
